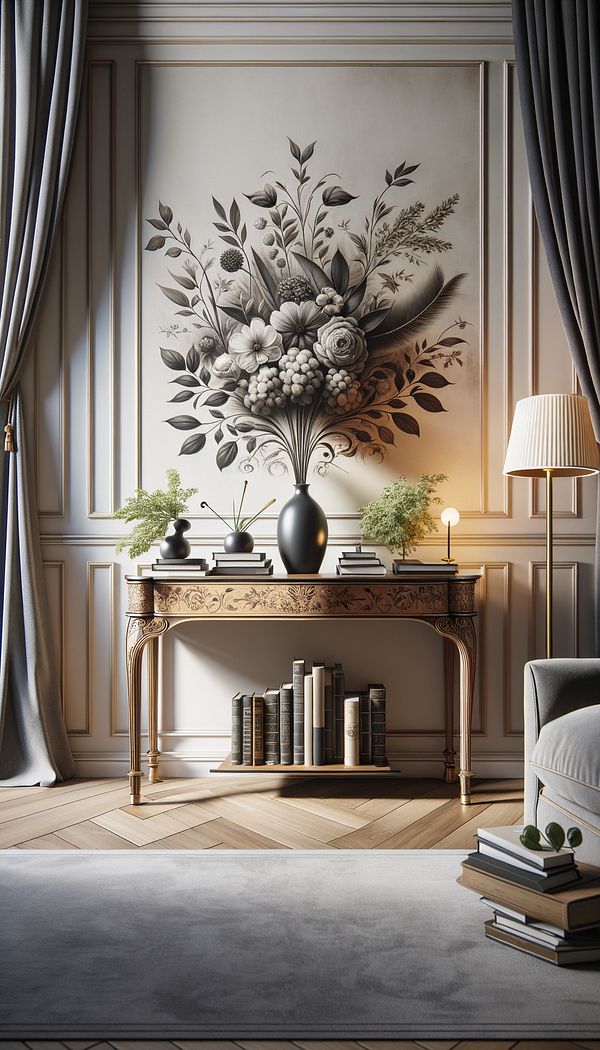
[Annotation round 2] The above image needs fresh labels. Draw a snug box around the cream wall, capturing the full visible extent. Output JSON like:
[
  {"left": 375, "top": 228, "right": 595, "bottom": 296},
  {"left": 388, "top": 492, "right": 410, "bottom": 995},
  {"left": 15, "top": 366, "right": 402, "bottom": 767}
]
[{"left": 26, "top": 0, "right": 596, "bottom": 780}]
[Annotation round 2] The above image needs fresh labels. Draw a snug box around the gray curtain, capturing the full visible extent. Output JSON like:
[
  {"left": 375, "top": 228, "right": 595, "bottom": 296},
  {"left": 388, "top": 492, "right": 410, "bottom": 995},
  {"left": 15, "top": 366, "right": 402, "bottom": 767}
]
[
  {"left": 0, "top": 0, "right": 87, "bottom": 784},
  {"left": 513, "top": 0, "right": 600, "bottom": 652}
]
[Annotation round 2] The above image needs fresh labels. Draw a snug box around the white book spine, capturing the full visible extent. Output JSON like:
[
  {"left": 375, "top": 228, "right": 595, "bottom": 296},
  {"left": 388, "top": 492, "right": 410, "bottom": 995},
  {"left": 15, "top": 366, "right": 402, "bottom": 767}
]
[
  {"left": 344, "top": 696, "right": 360, "bottom": 767},
  {"left": 304, "top": 674, "right": 313, "bottom": 766}
]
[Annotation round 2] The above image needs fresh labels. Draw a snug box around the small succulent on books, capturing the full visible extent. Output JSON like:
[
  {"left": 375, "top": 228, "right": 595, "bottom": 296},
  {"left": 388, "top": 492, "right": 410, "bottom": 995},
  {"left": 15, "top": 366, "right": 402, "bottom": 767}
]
[
  {"left": 520, "top": 822, "right": 583, "bottom": 852},
  {"left": 359, "top": 473, "right": 446, "bottom": 559},
  {"left": 114, "top": 468, "right": 198, "bottom": 558}
]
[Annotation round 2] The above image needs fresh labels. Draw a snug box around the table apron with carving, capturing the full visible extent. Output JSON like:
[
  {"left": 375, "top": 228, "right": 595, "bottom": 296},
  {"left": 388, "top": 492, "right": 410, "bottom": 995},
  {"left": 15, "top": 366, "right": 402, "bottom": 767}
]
[{"left": 125, "top": 574, "right": 479, "bottom": 806}]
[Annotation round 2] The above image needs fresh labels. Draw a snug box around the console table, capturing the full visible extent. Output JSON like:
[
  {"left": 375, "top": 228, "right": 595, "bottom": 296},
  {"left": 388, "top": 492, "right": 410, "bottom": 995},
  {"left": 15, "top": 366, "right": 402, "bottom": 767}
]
[{"left": 125, "top": 573, "right": 480, "bottom": 806}]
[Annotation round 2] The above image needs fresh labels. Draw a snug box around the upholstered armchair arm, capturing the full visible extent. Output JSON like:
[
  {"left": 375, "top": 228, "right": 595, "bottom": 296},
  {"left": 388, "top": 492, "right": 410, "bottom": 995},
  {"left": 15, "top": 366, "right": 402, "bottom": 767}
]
[{"left": 524, "top": 659, "right": 600, "bottom": 823}]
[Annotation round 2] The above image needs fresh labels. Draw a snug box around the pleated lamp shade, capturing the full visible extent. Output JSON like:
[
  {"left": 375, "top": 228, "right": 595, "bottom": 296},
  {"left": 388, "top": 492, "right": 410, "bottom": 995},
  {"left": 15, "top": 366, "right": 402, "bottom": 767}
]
[{"left": 503, "top": 394, "right": 600, "bottom": 478}]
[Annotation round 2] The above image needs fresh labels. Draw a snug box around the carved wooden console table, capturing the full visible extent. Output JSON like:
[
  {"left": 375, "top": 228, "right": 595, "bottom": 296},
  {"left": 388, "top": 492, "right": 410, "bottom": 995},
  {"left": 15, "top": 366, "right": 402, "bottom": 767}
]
[{"left": 125, "top": 573, "right": 480, "bottom": 806}]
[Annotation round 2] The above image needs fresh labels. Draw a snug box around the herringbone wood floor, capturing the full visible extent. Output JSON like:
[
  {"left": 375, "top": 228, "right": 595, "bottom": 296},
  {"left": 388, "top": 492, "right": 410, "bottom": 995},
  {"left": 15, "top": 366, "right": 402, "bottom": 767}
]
[
  {"left": 0, "top": 775, "right": 524, "bottom": 850},
  {"left": 4, "top": 777, "right": 585, "bottom": 1048}
]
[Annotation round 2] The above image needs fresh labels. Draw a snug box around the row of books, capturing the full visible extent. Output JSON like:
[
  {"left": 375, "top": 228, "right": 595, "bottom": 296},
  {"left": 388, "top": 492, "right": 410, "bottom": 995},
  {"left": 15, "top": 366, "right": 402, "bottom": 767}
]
[
  {"left": 459, "top": 825, "right": 600, "bottom": 965},
  {"left": 146, "top": 553, "right": 272, "bottom": 577},
  {"left": 336, "top": 550, "right": 460, "bottom": 577},
  {"left": 147, "top": 553, "right": 460, "bottom": 578},
  {"left": 231, "top": 660, "right": 387, "bottom": 767}
]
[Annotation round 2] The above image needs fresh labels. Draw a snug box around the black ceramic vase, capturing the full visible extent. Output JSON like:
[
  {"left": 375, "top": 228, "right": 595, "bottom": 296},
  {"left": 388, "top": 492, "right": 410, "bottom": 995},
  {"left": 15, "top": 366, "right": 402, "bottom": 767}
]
[
  {"left": 160, "top": 518, "right": 191, "bottom": 560},
  {"left": 277, "top": 483, "right": 328, "bottom": 574},
  {"left": 223, "top": 530, "right": 254, "bottom": 554}
]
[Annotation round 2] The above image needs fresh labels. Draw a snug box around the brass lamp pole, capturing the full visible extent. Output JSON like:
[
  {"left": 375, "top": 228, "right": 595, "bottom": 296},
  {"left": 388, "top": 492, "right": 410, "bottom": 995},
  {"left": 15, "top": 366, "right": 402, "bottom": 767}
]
[{"left": 504, "top": 395, "right": 599, "bottom": 659}]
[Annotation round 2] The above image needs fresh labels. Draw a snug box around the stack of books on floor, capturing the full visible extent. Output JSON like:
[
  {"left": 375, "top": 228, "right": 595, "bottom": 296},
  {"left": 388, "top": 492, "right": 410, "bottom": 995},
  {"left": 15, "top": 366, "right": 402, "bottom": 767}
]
[
  {"left": 337, "top": 548, "right": 386, "bottom": 576},
  {"left": 392, "top": 559, "right": 458, "bottom": 576},
  {"left": 459, "top": 825, "right": 600, "bottom": 965},
  {"left": 148, "top": 558, "right": 209, "bottom": 577},
  {"left": 230, "top": 658, "right": 387, "bottom": 768},
  {"left": 210, "top": 552, "right": 273, "bottom": 575}
]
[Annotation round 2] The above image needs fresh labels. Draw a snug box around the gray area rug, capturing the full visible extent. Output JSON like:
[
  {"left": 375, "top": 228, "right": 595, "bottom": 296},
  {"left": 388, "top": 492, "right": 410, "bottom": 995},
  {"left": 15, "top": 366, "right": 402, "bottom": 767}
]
[{"left": 0, "top": 849, "right": 599, "bottom": 1039}]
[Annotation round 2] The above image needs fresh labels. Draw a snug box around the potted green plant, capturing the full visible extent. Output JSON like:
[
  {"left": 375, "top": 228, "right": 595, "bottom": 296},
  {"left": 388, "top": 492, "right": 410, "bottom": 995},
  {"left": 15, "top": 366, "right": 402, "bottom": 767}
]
[
  {"left": 114, "top": 469, "right": 198, "bottom": 559},
  {"left": 359, "top": 474, "right": 447, "bottom": 560}
]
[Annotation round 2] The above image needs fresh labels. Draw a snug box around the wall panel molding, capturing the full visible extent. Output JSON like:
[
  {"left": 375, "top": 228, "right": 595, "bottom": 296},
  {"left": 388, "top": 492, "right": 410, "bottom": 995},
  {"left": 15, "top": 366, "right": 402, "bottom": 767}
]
[{"left": 87, "top": 61, "right": 117, "bottom": 519}]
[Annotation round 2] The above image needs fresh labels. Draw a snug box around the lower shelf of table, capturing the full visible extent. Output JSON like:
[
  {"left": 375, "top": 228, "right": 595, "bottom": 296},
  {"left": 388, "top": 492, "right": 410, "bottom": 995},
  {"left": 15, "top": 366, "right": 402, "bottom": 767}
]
[{"left": 210, "top": 754, "right": 396, "bottom": 775}]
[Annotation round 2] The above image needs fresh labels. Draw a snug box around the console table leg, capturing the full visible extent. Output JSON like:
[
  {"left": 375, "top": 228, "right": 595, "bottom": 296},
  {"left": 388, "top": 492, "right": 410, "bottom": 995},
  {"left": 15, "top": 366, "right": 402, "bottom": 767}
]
[
  {"left": 434, "top": 616, "right": 477, "bottom": 805},
  {"left": 126, "top": 616, "right": 169, "bottom": 805},
  {"left": 147, "top": 636, "right": 161, "bottom": 785},
  {"left": 442, "top": 638, "right": 457, "bottom": 783}
]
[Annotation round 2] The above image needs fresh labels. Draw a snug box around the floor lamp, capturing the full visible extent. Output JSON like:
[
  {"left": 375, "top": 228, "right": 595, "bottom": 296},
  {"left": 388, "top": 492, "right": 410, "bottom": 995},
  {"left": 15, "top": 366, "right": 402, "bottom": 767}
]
[{"left": 503, "top": 394, "right": 599, "bottom": 658}]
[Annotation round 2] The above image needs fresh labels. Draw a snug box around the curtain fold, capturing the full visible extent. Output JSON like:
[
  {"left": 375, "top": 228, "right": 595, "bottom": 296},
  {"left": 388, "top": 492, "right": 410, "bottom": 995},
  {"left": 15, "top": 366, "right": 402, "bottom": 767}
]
[
  {"left": 513, "top": 0, "right": 600, "bottom": 653},
  {"left": 0, "top": 0, "right": 87, "bottom": 784}
]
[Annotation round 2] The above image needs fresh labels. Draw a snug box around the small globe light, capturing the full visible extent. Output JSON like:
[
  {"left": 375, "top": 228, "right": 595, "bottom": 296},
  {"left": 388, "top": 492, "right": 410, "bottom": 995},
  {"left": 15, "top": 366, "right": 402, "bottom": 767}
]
[{"left": 441, "top": 507, "right": 460, "bottom": 528}]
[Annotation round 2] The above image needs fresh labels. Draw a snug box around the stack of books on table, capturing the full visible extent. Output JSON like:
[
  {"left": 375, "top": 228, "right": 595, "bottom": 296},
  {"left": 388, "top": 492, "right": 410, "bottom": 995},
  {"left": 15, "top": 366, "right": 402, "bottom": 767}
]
[
  {"left": 337, "top": 549, "right": 386, "bottom": 576},
  {"left": 148, "top": 558, "right": 209, "bottom": 578},
  {"left": 459, "top": 825, "right": 600, "bottom": 965},
  {"left": 229, "top": 658, "right": 387, "bottom": 768},
  {"left": 392, "top": 559, "right": 458, "bottom": 576},
  {"left": 210, "top": 552, "right": 273, "bottom": 576}
]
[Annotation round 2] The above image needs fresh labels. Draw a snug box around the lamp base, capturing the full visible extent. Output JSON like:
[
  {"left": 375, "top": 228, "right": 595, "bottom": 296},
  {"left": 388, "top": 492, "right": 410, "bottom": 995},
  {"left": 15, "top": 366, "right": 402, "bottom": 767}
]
[{"left": 440, "top": 556, "right": 456, "bottom": 564}]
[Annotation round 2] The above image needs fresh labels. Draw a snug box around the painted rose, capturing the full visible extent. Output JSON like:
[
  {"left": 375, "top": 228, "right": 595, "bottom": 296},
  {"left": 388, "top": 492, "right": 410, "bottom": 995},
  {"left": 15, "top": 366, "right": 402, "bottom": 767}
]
[
  {"left": 314, "top": 315, "right": 368, "bottom": 373},
  {"left": 209, "top": 353, "right": 241, "bottom": 388},
  {"left": 270, "top": 301, "right": 322, "bottom": 350},
  {"left": 228, "top": 317, "right": 283, "bottom": 373}
]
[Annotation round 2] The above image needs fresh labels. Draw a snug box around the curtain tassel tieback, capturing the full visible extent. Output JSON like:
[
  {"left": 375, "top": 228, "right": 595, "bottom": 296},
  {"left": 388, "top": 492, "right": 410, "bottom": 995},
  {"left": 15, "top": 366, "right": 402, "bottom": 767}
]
[{"left": 3, "top": 394, "right": 15, "bottom": 452}]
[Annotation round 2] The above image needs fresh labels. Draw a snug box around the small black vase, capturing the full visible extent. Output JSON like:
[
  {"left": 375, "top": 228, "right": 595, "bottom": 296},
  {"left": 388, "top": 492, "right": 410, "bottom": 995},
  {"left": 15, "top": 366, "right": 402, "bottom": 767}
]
[
  {"left": 224, "top": 530, "right": 254, "bottom": 554},
  {"left": 160, "top": 518, "right": 191, "bottom": 560},
  {"left": 277, "top": 483, "right": 328, "bottom": 574}
]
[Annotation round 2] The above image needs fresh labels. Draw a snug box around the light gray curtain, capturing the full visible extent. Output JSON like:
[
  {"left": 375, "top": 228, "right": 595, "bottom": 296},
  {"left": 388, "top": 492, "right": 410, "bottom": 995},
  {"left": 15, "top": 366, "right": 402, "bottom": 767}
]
[
  {"left": 0, "top": 0, "right": 86, "bottom": 784},
  {"left": 513, "top": 0, "right": 600, "bottom": 652}
]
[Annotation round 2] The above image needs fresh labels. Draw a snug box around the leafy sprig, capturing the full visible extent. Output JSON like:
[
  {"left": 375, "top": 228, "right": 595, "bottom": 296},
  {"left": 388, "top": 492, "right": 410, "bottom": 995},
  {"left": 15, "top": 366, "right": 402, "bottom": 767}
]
[{"left": 114, "top": 469, "right": 198, "bottom": 558}]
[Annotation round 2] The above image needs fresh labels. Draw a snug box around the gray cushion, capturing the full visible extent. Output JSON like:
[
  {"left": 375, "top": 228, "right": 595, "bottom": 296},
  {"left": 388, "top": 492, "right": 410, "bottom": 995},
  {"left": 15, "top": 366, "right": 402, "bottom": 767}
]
[{"left": 530, "top": 703, "right": 600, "bottom": 814}]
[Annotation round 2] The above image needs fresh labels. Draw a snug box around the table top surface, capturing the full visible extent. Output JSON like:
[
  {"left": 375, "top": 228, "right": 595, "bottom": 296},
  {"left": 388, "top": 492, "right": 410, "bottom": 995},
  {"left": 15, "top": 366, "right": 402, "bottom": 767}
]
[{"left": 127, "top": 572, "right": 481, "bottom": 584}]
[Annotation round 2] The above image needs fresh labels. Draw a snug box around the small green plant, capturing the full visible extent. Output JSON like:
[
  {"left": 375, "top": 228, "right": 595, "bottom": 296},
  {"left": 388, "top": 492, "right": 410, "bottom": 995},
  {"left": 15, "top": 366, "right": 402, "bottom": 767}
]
[
  {"left": 114, "top": 469, "right": 198, "bottom": 558},
  {"left": 520, "top": 822, "right": 583, "bottom": 852},
  {"left": 359, "top": 473, "right": 447, "bottom": 559}
]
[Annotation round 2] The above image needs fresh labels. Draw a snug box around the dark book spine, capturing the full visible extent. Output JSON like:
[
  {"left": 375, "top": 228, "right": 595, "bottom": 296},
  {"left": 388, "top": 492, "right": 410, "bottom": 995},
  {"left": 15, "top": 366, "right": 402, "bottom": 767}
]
[
  {"left": 280, "top": 685, "right": 293, "bottom": 765},
  {"left": 264, "top": 690, "right": 280, "bottom": 765},
  {"left": 231, "top": 694, "right": 243, "bottom": 765},
  {"left": 293, "top": 659, "right": 305, "bottom": 764},
  {"left": 323, "top": 667, "right": 335, "bottom": 764},
  {"left": 333, "top": 664, "right": 345, "bottom": 761},
  {"left": 242, "top": 694, "right": 253, "bottom": 765},
  {"left": 252, "top": 695, "right": 264, "bottom": 765},
  {"left": 370, "top": 683, "right": 386, "bottom": 767},
  {"left": 359, "top": 691, "right": 372, "bottom": 765},
  {"left": 312, "top": 664, "right": 325, "bottom": 765}
]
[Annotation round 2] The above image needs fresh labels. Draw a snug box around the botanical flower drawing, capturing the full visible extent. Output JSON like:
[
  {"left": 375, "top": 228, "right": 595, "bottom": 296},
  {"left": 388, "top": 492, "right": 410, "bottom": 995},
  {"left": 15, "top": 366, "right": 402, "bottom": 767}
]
[{"left": 146, "top": 138, "right": 471, "bottom": 481}]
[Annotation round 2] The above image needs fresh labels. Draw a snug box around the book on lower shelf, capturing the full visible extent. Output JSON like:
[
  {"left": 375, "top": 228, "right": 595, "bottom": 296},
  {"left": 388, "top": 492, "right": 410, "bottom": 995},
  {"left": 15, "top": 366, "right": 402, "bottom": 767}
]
[
  {"left": 459, "top": 826, "right": 600, "bottom": 965},
  {"left": 228, "top": 657, "right": 388, "bottom": 771},
  {"left": 264, "top": 687, "right": 280, "bottom": 765}
]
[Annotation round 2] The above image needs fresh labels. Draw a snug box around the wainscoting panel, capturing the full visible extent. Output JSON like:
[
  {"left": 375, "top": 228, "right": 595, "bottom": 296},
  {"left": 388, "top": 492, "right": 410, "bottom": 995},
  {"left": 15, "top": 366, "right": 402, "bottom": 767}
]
[{"left": 35, "top": 1, "right": 596, "bottom": 780}]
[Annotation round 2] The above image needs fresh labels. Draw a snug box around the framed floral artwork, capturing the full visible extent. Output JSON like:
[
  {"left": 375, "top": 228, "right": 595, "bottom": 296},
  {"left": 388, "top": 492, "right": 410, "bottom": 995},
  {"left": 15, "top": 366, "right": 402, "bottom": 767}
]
[{"left": 140, "top": 62, "right": 481, "bottom": 519}]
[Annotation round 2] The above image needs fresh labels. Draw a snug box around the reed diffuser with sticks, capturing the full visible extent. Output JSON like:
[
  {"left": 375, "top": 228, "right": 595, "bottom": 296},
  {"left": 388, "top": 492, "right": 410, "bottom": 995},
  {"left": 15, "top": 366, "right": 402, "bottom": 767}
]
[{"left": 201, "top": 481, "right": 276, "bottom": 553}]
